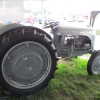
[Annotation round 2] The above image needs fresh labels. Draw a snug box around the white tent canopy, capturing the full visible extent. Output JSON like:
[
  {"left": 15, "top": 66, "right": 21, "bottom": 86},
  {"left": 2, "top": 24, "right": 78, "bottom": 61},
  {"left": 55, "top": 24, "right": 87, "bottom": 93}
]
[{"left": 1, "top": 0, "right": 100, "bottom": 28}]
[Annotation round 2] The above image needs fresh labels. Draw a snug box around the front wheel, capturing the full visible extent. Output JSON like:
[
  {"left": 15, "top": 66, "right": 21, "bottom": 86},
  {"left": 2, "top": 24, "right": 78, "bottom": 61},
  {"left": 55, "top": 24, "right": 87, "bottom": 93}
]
[
  {"left": 0, "top": 27, "right": 57, "bottom": 96},
  {"left": 87, "top": 50, "right": 100, "bottom": 75}
]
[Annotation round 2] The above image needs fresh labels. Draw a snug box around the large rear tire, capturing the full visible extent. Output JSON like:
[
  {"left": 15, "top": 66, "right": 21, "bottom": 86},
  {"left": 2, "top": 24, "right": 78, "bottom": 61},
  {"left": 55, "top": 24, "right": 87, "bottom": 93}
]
[
  {"left": 0, "top": 27, "right": 57, "bottom": 96},
  {"left": 87, "top": 50, "right": 100, "bottom": 75}
]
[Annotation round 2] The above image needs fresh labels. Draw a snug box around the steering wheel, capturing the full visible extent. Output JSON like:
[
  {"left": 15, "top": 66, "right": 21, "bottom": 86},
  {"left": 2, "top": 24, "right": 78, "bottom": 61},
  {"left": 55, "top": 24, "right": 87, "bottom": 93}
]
[{"left": 43, "top": 21, "right": 60, "bottom": 29}]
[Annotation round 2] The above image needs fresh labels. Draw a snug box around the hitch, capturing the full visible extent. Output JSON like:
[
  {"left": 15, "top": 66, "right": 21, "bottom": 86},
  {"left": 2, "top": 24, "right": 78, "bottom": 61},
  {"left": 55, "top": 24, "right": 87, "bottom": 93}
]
[
  {"left": 0, "top": 97, "right": 7, "bottom": 100},
  {"left": 89, "top": 49, "right": 97, "bottom": 54}
]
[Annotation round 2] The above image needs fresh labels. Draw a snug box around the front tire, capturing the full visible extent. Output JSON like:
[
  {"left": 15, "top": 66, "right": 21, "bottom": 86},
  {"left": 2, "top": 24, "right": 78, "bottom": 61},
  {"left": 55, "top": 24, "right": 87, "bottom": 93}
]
[
  {"left": 0, "top": 27, "right": 57, "bottom": 96},
  {"left": 87, "top": 50, "right": 100, "bottom": 75}
]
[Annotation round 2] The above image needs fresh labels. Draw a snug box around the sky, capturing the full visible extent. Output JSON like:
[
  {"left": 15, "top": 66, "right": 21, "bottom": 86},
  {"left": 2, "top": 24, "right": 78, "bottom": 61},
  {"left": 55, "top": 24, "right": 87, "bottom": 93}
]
[{"left": 24, "top": 0, "right": 100, "bottom": 14}]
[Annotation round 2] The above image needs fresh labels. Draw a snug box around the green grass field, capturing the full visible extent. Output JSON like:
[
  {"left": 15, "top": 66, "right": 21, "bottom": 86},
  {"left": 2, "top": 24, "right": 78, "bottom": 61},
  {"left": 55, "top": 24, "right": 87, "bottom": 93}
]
[
  {"left": 96, "top": 29, "right": 100, "bottom": 35},
  {"left": 0, "top": 57, "right": 100, "bottom": 100}
]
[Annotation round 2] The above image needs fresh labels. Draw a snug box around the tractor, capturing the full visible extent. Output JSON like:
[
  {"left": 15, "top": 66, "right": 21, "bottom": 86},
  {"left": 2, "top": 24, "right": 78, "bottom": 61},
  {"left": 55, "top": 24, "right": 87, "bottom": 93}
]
[{"left": 0, "top": 11, "right": 99, "bottom": 96}]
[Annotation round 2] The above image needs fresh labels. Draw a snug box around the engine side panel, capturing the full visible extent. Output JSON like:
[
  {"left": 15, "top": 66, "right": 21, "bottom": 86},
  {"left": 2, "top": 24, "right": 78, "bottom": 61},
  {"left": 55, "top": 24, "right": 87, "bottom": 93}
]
[{"left": 57, "top": 35, "right": 94, "bottom": 58}]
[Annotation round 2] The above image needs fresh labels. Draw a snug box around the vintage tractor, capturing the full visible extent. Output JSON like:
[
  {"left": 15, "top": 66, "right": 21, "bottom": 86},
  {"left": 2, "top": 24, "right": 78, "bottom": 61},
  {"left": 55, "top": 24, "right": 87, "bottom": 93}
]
[{"left": 0, "top": 11, "right": 99, "bottom": 96}]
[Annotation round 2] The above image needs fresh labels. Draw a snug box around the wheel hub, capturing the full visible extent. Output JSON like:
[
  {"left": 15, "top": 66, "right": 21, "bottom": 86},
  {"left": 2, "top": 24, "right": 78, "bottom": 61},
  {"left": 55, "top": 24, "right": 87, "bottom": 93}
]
[
  {"left": 14, "top": 54, "right": 43, "bottom": 80},
  {"left": 2, "top": 41, "right": 51, "bottom": 89}
]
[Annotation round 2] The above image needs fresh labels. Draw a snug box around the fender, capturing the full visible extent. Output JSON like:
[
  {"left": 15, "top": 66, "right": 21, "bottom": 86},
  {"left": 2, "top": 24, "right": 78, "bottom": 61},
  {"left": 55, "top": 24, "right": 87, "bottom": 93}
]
[
  {"left": 0, "top": 24, "right": 23, "bottom": 35},
  {"left": 0, "top": 24, "right": 52, "bottom": 40}
]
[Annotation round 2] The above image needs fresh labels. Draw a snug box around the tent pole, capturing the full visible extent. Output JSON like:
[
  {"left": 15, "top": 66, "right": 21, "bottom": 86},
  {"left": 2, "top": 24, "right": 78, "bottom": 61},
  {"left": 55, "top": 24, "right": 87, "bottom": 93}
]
[{"left": 41, "top": 0, "right": 44, "bottom": 28}]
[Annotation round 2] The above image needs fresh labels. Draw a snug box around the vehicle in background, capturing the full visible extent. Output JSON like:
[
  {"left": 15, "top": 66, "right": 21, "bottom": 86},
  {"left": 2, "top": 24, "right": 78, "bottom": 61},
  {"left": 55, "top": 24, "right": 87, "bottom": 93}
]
[
  {"left": 66, "top": 15, "right": 75, "bottom": 22},
  {"left": 76, "top": 15, "right": 85, "bottom": 22},
  {"left": 34, "top": 17, "right": 39, "bottom": 22},
  {"left": 38, "top": 18, "right": 53, "bottom": 25}
]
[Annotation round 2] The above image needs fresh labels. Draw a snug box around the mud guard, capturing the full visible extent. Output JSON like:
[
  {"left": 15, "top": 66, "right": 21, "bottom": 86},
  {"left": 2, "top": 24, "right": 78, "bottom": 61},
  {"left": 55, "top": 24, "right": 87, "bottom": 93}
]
[
  {"left": 0, "top": 24, "right": 57, "bottom": 96},
  {"left": 0, "top": 24, "right": 52, "bottom": 40}
]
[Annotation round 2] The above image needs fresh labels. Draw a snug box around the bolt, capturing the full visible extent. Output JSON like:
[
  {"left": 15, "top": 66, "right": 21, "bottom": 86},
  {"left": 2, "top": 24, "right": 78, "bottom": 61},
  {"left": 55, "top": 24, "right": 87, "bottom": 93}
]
[
  {"left": 24, "top": 42, "right": 30, "bottom": 47},
  {"left": 39, "top": 65, "right": 42, "bottom": 67},
  {"left": 4, "top": 67, "right": 6, "bottom": 71},
  {"left": 9, "top": 76, "right": 12, "bottom": 80},
  {"left": 26, "top": 44, "right": 29, "bottom": 47},
  {"left": 43, "top": 52, "right": 46, "bottom": 55},
  {"left": 16, "top": 68, "right": 18, "bottom": 70},
  {"left": 22, "top": 57, "right": 27, "bottom": 60},
  {"left": 44, "top": 70, "right": 48, "bottom": 74},
  {"left": 34, "top": 74, "right": 36, "bottom": 76},
  {"left": 22, "top": 57, "right": 24, "bottom": 59},
  {"left": 27, "top": 83, "right": 30, "bottom": 85},
  {"left": 23, "top": 76, "right": 25, "bottom": 79},
  {"left": 7, "top": 56, "right": 11, "bottom": 59},
  {"left": 29, "top": 67, "right": 32, "bottom": 70}
]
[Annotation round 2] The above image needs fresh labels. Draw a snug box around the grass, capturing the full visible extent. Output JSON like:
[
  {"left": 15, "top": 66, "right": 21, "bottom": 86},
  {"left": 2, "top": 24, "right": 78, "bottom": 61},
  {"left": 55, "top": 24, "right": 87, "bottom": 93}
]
[
  {"left": 0, "top": 57, "right": 100, "bottom": 100},
  {"left": 96, "top": 29, "right": 100, "bottom": 35}
]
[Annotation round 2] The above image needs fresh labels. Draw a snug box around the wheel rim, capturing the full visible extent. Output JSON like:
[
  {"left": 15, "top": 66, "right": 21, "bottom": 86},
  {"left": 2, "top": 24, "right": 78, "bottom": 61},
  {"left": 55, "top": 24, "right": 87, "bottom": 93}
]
[
  {"left": 92, "top": 55, "right": 100, "bottom": 74},
  {"left": 2, "top": 41, "right": 52, "bottom": 89}
]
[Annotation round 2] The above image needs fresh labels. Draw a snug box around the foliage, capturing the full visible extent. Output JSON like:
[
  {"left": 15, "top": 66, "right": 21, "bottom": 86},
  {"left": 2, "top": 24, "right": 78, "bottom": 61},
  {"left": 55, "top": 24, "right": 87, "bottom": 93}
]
[
  {"left": 0, "top": 57, "right": 100, "bottom": 100},
  {"left": 96, "top": 29, "right": 100, "bottom": 35}
]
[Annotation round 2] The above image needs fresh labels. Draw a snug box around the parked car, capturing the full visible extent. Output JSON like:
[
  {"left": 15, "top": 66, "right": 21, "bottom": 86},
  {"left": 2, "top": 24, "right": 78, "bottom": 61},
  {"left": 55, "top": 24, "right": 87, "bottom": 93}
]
[
  {"left": 76, "top": 15, "right": 85, "bottom": 22},
  {"left": 38, "top": 18, "right": 51, "bottom": 25}
]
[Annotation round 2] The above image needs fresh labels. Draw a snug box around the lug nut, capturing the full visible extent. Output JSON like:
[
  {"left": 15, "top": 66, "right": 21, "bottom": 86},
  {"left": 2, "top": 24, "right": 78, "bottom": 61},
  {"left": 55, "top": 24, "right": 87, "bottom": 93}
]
[
  {"left": 7, "top": 56, "right": 11, "bottom": 59},
  {"left": 26, "top": 44, "right": 29, "bottom": 47},
  {"left": 34, "top": 74, "right": 36, "bottom": 76},
  {"left": 23, "top": 76, "right": 25, "bottom": 79},
  {"left": 16, "top": 68, "right": 18, "bottom": 70}
]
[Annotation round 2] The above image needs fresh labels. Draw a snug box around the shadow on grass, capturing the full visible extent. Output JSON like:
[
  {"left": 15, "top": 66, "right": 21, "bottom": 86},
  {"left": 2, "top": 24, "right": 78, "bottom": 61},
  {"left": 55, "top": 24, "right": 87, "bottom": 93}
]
[{"left": 0, "top": 55, "right": 100, "bottom": 100}]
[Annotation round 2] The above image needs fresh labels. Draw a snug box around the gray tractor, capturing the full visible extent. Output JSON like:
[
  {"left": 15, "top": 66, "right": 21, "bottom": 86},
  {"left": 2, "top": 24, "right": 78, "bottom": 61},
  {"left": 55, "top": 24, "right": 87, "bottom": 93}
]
[{"left": 0, "top": 11, "right": 99, "bottom": 96}]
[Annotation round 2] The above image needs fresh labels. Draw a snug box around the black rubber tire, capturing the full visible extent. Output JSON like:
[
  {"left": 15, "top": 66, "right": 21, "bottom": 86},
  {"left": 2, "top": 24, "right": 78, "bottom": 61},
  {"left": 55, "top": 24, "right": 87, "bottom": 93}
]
[
  {"left": 87, "top": 50, "right": 100, "bottom": 75},
  {"left": 0, "top": 27, "right": 57, "bottom": 96}
]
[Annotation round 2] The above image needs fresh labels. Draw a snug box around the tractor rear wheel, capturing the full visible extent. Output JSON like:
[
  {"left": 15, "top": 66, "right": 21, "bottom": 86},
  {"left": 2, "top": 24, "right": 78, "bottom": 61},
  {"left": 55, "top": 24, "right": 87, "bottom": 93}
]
[{"left": 0, "top": 27, "right": 57, "bottom": 96}]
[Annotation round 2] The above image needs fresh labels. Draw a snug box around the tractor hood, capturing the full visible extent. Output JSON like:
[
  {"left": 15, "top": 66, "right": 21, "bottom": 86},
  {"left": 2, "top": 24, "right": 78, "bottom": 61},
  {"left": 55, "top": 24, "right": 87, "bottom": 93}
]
[
  {"left": 59, "top": 25, "right": 96, "bottom": 35},
  {"left": 59, "top": 11, "right": 100, "bottom": 36},
  {"left": 0, "top": 24, "right": 52, "bottom": 40}
]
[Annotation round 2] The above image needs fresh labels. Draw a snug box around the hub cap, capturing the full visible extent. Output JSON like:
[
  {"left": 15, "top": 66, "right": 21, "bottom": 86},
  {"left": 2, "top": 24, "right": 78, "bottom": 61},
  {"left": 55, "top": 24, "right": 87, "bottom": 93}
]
[
  {"left": 92, "top": 55, "right": 100, "bottom": 74},
  {"left": 2, "top": 41, "right": 51, "bottom": 89}
]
